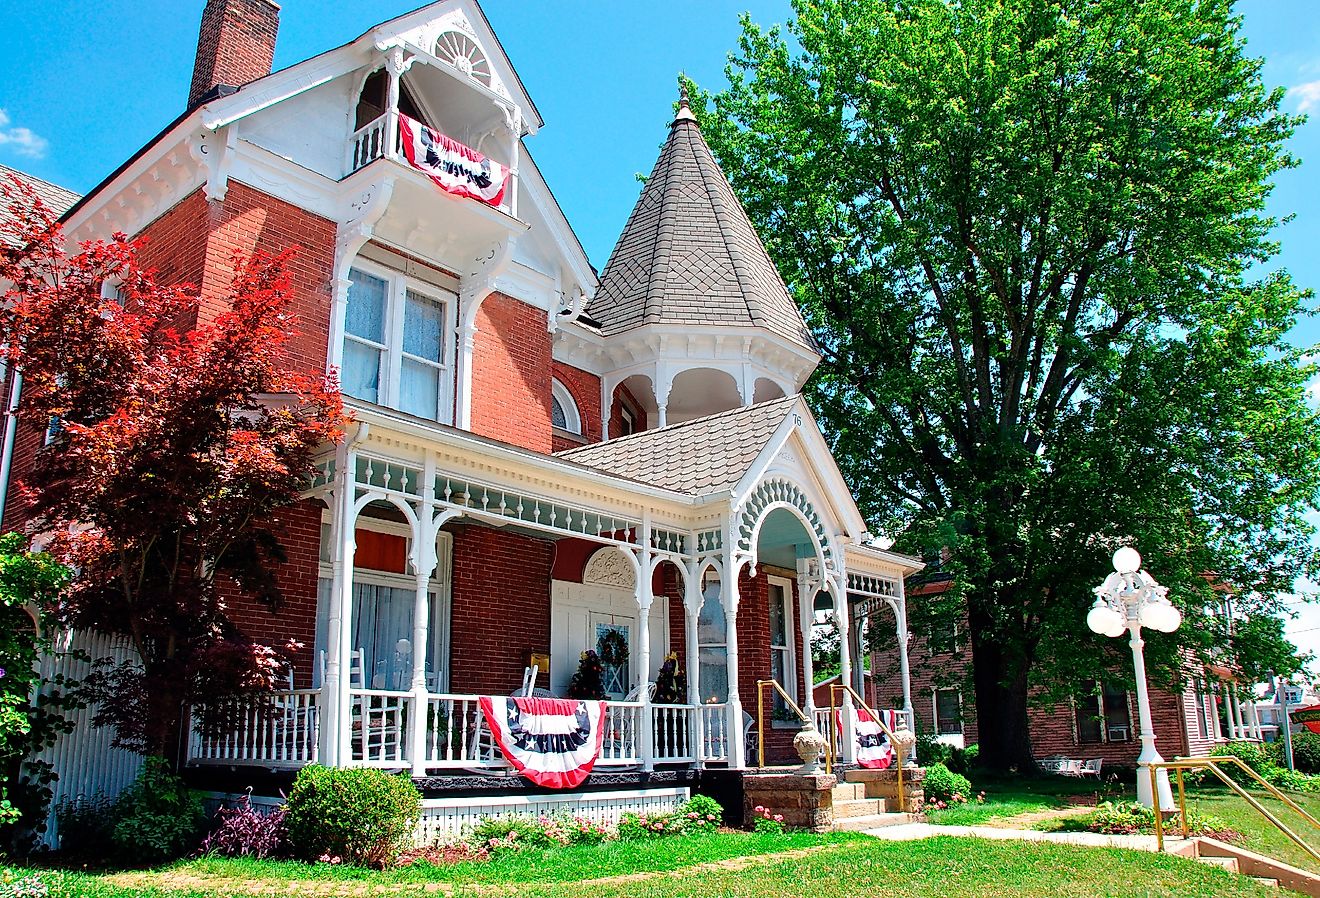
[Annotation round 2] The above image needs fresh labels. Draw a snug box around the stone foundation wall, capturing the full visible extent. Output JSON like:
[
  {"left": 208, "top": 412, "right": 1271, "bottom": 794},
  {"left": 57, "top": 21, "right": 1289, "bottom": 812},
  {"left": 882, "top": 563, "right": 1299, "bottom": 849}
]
[
  {"left": 845, "top": 766, "right": 925, "bottom": 813},
  {"left": 741, "top": 771, "right": 837, "bottom": 832}
]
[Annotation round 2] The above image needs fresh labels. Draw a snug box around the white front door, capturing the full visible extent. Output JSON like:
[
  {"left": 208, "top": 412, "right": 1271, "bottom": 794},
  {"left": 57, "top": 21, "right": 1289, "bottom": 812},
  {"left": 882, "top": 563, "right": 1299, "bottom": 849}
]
[{"left": 550, "top": 580, "right": 667, "bottom": 697}]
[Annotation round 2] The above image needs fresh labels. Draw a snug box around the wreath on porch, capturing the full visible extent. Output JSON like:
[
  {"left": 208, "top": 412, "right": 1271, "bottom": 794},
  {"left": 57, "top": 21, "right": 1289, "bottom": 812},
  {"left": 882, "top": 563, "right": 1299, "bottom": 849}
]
[{"left": 597, "top": 630, "right": 629, "bottom": 668}]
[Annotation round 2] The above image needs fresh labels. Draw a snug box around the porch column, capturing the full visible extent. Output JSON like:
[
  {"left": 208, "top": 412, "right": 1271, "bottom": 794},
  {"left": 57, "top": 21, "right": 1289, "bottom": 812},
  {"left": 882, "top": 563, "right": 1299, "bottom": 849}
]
[
  {"left": 724, "top": 562, "right": 745, "bottom": 768},
  {"left": 684, "top": 560, "right": 704, "bottom": 767},
  {"left": 408, "top": 459, "right": 440, "bottom": 777},
  {"left": 637, "top": 523, "right": 655, "bottom": 771},
  {"left": 383, "top": 49, "right": 408, "bottom": 160},
  {"left": 794, "top": 562, "right": 818, "bottom": 720},
  {"left": 895, "top": 577, "right": 915, "bottom": 760},
  {"left": 321, "top": 438, "right": 362, "bottom": 767},
  {"left": 831, "top": 573, "right": 856, "bottom": 764}
]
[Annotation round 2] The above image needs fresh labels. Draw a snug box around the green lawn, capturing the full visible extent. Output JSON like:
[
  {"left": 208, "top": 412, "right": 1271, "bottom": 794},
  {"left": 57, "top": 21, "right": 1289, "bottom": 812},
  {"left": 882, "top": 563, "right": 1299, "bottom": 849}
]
[
  {"left": 15, "top": 833, "right": 1280, "bottom": 898},
  {"left": 1181, "top": 787, "right": 1320, "bottom": 875},
  {"left": 924, "top": 771, "right": 1107, "bottom": 826}
]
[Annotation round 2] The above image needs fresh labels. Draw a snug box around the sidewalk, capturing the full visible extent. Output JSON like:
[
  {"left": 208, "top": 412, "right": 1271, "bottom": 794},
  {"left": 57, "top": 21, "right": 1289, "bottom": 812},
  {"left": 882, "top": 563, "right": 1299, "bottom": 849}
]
[{"left": 863, "top": 822, "right": 1173, "bottom": 852}]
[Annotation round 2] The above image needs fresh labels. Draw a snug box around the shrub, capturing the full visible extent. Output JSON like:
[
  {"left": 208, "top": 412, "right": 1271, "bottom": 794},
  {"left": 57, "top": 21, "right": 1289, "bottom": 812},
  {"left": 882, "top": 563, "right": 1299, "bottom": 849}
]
[
  {"left": 200, "top": 794, "right": 286, "bottom": 859},
  {"left": 53, "top": 793, "right": 117, "bottom": 859},
  {"left": 283, "top": 766, "right": 421, "bottom": 868},
  {"left": 1288, "top": 731, "right": 1320, "bottom": 775},
  {"left": 1208, "top": 741, "right": 1320, "bottom": 793},
  {"left": 616, "top": 811, "right": 683, "bottom": 839},
  {"left": 924, "top": 762, "right": 972, "bottom": 803},
  {"left": 110, "top": 757, "right": 206, "bottom": 865},
  {"left": 750, "top": 805, "right": 785, "bottom": 834},
  {"left": 915, "top": 734, "right": 952, "bottom": 768},
  {"left": 1086, "top": 800, "right": 1240, "bottom": 841},
  {"left": 678, "top": 794, "right": 723, "bottom": 832},
  {"left": 0, "top": 869, "right": 47, "bottom": 898}
]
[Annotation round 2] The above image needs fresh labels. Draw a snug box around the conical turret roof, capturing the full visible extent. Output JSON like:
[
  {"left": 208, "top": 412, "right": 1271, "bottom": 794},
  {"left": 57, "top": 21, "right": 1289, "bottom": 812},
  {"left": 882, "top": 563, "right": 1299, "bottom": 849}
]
[{"left": 588, "top": 92, "right": 817, "bottom": 353}]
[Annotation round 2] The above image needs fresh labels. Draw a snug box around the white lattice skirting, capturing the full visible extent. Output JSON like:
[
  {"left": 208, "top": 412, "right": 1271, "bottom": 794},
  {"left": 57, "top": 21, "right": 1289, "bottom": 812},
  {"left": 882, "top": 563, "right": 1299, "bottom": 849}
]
[
  {"left": 203, "top": 787, "right": 690, "bottom": 846},
  {"left": 418, "top": 787, "right": 690, "bottom": 843}
]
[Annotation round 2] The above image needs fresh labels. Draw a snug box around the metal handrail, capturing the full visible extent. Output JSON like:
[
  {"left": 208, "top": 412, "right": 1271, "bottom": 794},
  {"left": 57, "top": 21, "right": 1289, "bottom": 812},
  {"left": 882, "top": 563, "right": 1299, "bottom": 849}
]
[
  {"left": 755, "top": 679, "right": 831, "bottom": 773},
  {"left": 829, "top": 683, "right": 911, "bottom": 810},
  {"left": 1149, "top": 756, "right": 1320, "bottom": 861}
]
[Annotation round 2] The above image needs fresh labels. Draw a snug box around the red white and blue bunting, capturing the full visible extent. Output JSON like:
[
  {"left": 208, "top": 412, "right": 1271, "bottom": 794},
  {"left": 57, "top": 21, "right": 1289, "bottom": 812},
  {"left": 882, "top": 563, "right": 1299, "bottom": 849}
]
[
  {"left": 837, "top": 707, "right": 897, "bottom": 769},
  {"left": 398, "top": 115, "right": 511, "bottom": 207},
  {"left": 479, "top": 696, "right": 606, "bottom": 789}
]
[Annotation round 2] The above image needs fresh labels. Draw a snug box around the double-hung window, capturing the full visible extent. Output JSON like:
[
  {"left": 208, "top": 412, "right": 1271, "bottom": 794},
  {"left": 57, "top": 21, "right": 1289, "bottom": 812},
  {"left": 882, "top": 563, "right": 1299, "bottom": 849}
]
[
  {"left": 697, "top": 574, "right": 728, "bottom": 703},
  {"left": 343, "top": 264, "right": 455, "bottom": 423},
  {"left": 1075, "top": 680, "right": 1133, "bottom": 744}
]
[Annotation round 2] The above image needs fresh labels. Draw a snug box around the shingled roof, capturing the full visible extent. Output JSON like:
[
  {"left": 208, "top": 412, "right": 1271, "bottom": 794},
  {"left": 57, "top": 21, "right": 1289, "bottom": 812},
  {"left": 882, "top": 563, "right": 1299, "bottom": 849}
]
[
  {"left": 557, "top": 394, "right": 798, "bottom": 495},
  {"left": 0, "top": 164, "right": 81, "bottom": 249},
  {"left": 588, "top": 96, "right": 816, "bottom": 353}
]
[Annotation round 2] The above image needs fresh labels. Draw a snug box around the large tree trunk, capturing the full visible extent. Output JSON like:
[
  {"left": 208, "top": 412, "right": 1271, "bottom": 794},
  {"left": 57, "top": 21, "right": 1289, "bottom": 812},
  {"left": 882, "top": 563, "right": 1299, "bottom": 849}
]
[{"left": 968, "top": 610, "right": 1037, "bottom": 771}]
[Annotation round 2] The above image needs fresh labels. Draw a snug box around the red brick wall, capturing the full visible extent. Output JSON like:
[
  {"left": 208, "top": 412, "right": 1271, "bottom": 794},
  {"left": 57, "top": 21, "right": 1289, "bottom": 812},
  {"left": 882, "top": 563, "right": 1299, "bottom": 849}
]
[
  {"left": 870, "top": 607, "right": 977, "bottom": 743},
  {"left": 470, "top": 292, "right": 552, "bottom": 453},
  {"left": 223, "top": 497, "right": 324, "bottom": 687},
  {"left": 134, "top": 183, "right": 335, "bottom": 377},
  {"left": 448, "top": 523, "right": 553, "bottom": 695},
  {"left": 1030, "top": 684, "right": 1193, "bottom": 765},
  {"left": 551, "top": 361, "right": 601, "bottom": 451},
  {"left": 609, "top": 383, "right": 648, "bottom": 437}
]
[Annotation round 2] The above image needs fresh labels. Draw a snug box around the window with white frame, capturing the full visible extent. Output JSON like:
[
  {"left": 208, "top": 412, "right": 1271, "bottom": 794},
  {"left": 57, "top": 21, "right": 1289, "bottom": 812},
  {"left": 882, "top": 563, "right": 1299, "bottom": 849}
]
[
  {"left": 767, "top": 576, "right": 796, "bottom": 715},
  {"left": 550, "top": 378, "right": 582, "bottom": 435},
  {"left": 934, "top": 688, "right": 962, "bottom": 735},
  {"left": 342, "top": 263, "right": 455, "bottom": 423},
  {"left": 1074, "top": 680, "right": 1132, "bottom": 744},
  {"left": 697, "top": 572, "right": 728, "bottom": 703}
]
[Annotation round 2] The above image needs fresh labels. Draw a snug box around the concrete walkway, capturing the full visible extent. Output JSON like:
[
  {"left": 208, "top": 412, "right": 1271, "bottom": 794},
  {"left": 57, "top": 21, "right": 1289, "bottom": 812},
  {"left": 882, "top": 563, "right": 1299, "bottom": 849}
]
[{"left": 863, "top": 822, "right": 1177, "bottom": 853}]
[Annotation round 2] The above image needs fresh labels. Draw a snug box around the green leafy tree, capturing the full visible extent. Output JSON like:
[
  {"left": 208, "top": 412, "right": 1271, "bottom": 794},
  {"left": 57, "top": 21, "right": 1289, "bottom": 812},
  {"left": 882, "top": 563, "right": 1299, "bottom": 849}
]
[
  {"left": 692, "top": 0, "right": 1320, "bottom": 768},
  {"left": 0, "top": 533, "right": 71, "bottom": 838},
  {"left": 1231, "top": 612, "right": 1310, "bottom": 685}
]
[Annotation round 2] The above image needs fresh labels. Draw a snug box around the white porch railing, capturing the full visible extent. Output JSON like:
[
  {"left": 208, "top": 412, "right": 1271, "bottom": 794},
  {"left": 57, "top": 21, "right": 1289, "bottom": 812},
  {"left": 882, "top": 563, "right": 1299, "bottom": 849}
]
[
  {"left": 652, "top": 704, "right": 696, "bottom": 764},
  {"left": 187, "top": 689, "right": 319, "bottom": 768},
  {"left": 700, "top": 703, "right": 730, "bottom": 762},
  {"left": 190, "top": 692, "right": 729, "bottom": 772}
]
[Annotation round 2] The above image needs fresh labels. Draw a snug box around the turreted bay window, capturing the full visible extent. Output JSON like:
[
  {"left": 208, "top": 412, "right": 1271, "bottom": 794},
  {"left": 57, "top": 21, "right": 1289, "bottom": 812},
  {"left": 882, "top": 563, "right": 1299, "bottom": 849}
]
[{"left": 343, "top": 262, "right": 456, "bottom": 423}]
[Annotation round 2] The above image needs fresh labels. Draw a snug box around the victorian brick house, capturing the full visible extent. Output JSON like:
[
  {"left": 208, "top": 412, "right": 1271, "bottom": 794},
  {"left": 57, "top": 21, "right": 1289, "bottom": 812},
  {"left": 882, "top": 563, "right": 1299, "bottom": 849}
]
[{"left": 4, "top": 0, "right": 922, "bottom": 839}]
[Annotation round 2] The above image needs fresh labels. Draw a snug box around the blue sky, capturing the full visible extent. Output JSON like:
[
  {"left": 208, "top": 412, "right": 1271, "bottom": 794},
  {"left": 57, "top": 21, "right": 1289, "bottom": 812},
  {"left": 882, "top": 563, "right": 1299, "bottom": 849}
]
[{"left": 3, "top": 1, "right": 1320, "bottom": 662}]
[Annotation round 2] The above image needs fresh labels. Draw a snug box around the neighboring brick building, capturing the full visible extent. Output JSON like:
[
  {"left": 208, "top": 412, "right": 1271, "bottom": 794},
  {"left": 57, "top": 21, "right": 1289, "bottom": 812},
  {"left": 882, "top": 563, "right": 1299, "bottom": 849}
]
[
  {"left": 3, "top": 0, "right": 923, "bottom": 840},
  {"left": 870, "top": 575, "right": 1225, "bottom": 767}
]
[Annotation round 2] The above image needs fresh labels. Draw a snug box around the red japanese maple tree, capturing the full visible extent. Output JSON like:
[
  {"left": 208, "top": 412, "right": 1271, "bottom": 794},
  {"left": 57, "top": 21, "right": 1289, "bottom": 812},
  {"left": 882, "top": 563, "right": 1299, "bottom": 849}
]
[{"left": 0, "top": 177, "right": 346, "bottom": 757}]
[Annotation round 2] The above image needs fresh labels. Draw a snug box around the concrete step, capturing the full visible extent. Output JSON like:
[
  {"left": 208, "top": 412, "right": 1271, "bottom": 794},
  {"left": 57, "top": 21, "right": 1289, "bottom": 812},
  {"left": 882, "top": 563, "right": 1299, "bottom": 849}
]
[
  {"left": 1198, "top": 855, "right": 1241, "bottom": 874},
  {"left": 830, "top": 812, "right": 910, "bottom": 832},
  {"left": 833, "top": 798, "right": 889, "bottom": 818},
  {"left": 831, "top": 782, "right": 866, "bottom": 802},
  {"left": 1250, "top": 877, "right": 1280, "bottom": 889}
]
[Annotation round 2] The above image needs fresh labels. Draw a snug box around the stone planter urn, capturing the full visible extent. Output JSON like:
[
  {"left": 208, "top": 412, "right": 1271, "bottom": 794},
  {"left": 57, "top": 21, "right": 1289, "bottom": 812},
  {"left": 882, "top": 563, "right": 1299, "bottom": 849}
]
[{"left": 793, "top": 723, "right": 828, "bottom": 774}]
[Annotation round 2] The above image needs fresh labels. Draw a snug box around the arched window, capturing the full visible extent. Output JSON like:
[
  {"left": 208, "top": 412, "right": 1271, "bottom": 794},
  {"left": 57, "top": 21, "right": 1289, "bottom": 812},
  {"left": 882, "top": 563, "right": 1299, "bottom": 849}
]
[
  {"left": 434, "top": 31, "right": 494, "bottom": 88},
  {"left": 550, "top": 378, "right": 581, "bottom": 435}
]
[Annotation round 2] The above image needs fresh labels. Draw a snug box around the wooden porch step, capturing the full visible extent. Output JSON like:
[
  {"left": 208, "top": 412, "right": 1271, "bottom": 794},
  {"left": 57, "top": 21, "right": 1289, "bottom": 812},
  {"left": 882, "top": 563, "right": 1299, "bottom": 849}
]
[
  {"left": 833, "top": 797, "right": 888, "bottom": 818},
  {"left": 830, "top": 812, "right": 910, "bottom": 832}
]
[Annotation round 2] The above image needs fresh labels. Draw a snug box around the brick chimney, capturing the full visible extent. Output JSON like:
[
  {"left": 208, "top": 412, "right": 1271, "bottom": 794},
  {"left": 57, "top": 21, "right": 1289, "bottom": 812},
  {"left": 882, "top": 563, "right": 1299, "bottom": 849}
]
[{"left": 187, "top": 0, "right": 280, "bottom": 109}]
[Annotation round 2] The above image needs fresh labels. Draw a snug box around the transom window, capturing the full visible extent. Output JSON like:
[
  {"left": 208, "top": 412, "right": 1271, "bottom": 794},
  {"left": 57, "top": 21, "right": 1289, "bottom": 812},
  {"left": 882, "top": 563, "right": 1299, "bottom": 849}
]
[{"left": 343, "top": 263, "right": 455, "bottom": 423}]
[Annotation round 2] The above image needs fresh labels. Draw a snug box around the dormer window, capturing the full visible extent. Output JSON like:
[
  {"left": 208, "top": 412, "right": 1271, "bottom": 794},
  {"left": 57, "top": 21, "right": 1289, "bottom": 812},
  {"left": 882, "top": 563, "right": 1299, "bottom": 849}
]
[
  {"left": 550, "top": 378, "right": 581, "bottom": 436},
  {"left": 343, "top": 262, "right": 455, "bottom": 424}
]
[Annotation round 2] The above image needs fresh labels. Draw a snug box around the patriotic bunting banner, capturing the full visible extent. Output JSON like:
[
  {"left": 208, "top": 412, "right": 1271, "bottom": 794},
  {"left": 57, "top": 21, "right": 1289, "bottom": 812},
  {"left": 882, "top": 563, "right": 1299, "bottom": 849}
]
[
  {"left": 398, "top": 114, "right": 511, "bottom": 207},
  {"left": 837, "top": 707, "right": 897, "bottom": 769},
  {"left": 479, "top": 696, "right": 606, "bottom": 789}
]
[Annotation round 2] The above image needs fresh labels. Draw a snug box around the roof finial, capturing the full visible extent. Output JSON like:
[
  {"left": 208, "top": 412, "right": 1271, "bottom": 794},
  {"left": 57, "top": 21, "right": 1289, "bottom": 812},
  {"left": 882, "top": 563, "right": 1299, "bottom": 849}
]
[{"left": 674, "top": 74, "right": 696, "bottom": 125}]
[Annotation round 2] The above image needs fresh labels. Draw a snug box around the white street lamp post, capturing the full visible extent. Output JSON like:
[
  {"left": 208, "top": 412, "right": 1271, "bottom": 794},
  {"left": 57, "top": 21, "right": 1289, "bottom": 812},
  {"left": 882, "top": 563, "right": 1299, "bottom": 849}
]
[{"left": 1087, "top": 547, "right": 1182, "bottom": 810}]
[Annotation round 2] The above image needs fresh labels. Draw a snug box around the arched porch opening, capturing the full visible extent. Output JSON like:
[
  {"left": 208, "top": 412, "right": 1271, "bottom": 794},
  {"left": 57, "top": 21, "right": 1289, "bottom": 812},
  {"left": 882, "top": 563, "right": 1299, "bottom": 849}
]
[{"left": 666, "top": 367, "right": 742, "bottom": 425}]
